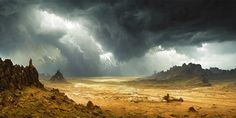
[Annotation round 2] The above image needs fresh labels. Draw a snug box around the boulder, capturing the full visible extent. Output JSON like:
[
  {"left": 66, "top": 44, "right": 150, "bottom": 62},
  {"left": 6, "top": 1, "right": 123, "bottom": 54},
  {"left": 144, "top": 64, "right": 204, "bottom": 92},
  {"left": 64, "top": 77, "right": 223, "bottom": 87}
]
[
  {"left": 87, "top": 101, "right": 94, "bottom": 109},
  {"left": 188, "top": 107, "right": 197, "bottom": 112},
  {"left": 163, "top": 93, "right": 184, "bottom": 102}
]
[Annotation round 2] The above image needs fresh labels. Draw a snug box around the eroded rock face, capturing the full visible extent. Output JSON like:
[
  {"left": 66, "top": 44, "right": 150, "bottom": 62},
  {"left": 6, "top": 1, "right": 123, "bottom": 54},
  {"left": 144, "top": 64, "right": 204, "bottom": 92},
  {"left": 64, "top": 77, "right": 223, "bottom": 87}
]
[{"left": 0, "top": 58, "right": 44, "bottom": 91}]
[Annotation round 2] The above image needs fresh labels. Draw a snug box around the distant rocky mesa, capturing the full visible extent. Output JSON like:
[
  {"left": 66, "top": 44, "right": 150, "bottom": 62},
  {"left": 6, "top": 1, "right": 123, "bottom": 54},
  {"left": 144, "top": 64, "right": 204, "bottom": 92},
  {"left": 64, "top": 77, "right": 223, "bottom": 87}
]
[
  {"left": 0, "top": 58, "right": 44, "bottom": 91},
  {"left": 150, "top": 63, "right": 236, "bottom": 86},
  {"left": 50, "top": 70, "right": 67, "bottom": 82}
]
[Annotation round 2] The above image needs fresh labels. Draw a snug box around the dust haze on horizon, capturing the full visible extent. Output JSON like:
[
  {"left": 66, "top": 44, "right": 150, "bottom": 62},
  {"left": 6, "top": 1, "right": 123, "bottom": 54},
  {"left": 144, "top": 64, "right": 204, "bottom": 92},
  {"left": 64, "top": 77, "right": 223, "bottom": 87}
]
[{"left": 0, "top": 0, "right": 236, "bottom": 76}]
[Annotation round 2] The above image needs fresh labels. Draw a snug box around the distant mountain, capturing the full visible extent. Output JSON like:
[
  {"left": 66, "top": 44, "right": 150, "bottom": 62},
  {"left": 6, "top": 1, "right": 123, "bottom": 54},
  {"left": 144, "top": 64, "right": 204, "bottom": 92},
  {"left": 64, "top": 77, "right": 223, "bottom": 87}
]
[
  {"left": 50, "top": 70, "right": 67, "bottom": 83},
  {"left": 206, "top": 67, "right": 236, "bottom": 80},
  {"left": 146, "top": 63, "right": 236, "bottom": 86}
]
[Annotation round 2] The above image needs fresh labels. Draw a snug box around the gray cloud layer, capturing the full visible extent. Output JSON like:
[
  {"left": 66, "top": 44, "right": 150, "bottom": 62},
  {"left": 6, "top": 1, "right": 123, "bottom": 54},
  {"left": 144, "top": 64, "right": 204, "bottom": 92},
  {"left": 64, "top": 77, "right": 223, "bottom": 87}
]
[{"left": 1, "top": 0, "right": 236, "bottom": 76}]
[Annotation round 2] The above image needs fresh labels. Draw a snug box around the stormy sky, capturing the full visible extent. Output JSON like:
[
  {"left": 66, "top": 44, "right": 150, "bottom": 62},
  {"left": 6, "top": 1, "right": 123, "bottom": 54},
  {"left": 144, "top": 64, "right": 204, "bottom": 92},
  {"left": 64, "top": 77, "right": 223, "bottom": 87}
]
[{"left": 0, "top": 0, "right": 236, "bottom": 76}]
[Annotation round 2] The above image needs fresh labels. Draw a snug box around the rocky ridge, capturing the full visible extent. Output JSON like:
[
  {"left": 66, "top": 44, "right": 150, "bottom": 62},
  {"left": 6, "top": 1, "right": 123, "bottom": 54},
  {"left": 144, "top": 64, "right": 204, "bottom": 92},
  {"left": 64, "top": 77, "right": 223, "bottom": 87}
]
[
  {"left": 146, "top": 63, "right": 236, "bottom": 87},
  {"left": 0, "top": 58, "right": 43, "bottom": 91},
  {"left": 152, "top": 63, "right": 236, "bottom": 80},
  {"left": 0, "top": 58, "right": 114, "bottom": 117}
]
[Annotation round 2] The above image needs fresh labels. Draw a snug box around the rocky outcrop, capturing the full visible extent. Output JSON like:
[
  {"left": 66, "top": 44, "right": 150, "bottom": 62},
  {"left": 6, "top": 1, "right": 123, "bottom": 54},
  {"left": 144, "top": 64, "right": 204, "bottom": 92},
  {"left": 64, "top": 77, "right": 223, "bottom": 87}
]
[
  {"left": 146, "top": 63, "right": 236, "bottom": 87},
  {"left": 188, "top": 107, "right": 197, "bottom": 112},
  {"left": 0, "top": 58, "right": 114, "bottom": 117},
  {"left": 50, "top": 70, "right": 67, "bottom": 82},
  {"left": 153, "top": 63, "right": 205, "bottom": 80},
  {"left": 0, "top": 87, "right": 114, "bottom": 117},
  {"left": 152, "top": 63, "right": 236, "bottom": 81},
  {"left": 146, "top": 63, "right": 212, "bottom": 86},
  {"left": 0, "top": 58, "right": 44, "bottom": 91},
  {"left": 163, "top": 94, "right": 184, "bottom": 102}
]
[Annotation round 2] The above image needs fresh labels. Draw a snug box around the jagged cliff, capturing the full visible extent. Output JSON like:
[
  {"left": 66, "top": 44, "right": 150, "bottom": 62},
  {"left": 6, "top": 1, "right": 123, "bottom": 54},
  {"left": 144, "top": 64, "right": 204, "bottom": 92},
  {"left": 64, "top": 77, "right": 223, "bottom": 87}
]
[{"left": 0, "top": 58, "right": 43, "bottom": 91}]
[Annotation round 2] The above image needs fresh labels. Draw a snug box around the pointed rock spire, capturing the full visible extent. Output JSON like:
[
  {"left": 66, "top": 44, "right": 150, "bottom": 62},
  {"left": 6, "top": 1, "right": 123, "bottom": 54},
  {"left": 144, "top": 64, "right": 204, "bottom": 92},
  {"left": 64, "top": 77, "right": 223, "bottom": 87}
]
[
  {"left": 0, "top": 58, "right": 44, "bottom": 91},
  {"left": 29, "top": 58, "right": 33, "bottom": 67}
]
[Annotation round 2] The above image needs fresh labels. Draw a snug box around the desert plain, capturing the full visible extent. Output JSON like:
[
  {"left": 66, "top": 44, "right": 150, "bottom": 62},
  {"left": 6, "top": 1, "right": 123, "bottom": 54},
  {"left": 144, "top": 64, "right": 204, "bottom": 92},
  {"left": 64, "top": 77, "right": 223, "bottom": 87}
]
[{"left": 41, "top": 77, "right": 236, "bottom": 118}]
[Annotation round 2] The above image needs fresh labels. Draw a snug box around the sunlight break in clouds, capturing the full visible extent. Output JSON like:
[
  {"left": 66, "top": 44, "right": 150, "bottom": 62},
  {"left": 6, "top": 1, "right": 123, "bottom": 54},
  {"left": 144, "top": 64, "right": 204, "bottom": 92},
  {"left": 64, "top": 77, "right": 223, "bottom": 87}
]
[
  {"left": 38, "top": 9, "right": 112, "bottom": 56},
  {"left": 37, "top": 10, "right": 117, "bottom": 74},
  {"left": 39, "top": 10, "right": 81, "bottom": 31}
]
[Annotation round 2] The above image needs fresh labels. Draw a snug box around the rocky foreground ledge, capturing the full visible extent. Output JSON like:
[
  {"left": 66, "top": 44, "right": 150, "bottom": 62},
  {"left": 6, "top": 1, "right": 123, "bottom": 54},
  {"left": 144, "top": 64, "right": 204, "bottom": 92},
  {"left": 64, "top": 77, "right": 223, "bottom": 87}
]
[{"left": 0, "top": 58, "right": 114, "bottom": 118}]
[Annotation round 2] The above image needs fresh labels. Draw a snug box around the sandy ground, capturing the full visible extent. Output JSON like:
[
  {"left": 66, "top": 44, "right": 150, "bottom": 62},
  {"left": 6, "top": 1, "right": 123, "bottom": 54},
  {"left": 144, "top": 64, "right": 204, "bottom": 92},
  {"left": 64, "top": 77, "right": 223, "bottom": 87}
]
[{"left": 41, "top": 77, "right": 236, "bottom": 118}]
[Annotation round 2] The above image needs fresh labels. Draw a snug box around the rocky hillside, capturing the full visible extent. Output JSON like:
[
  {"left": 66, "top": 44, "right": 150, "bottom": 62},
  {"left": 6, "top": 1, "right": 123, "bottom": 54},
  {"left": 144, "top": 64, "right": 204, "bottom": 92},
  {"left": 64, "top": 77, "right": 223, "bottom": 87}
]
[
  {"left": 205, "top": 67, "right": 236, "bottom": 80},
  {"left": 0, "top": 87, "right": 114, "bottom": 117},
  {"left": 0, "top": 58, "right": 43, "bottom": 91},
  {"left": 144, "top": 63, "right": 236, "bottom": 86},
  {"left": 50, "top": 70, "right": 67, "bottom": 83},
  {"left": 0, "top": 58, "right": 114, "bottom": 117},
  {"left": 153, "top": 63, "right": 205, "bottom": 80}
]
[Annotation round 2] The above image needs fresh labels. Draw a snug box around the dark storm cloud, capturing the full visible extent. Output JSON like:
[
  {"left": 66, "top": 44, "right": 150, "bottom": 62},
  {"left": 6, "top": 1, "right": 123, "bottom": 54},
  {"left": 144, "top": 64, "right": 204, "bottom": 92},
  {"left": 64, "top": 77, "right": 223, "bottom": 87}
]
[
  {"left": 1, "top": 0, "right": 236, "bottom": 75},
  {"left": 36, "top": 0, "right": 236, "bottom": 60}
]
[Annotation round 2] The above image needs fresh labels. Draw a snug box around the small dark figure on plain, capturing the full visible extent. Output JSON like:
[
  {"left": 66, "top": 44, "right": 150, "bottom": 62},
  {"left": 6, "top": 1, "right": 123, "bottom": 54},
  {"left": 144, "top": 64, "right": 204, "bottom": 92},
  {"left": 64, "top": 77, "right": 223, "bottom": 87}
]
[
  {"left": 163, "top": 93, "right": 170, "bottom": 102},
  {"left": 163, "top": 93, "right": 184, "bottom": 102}
]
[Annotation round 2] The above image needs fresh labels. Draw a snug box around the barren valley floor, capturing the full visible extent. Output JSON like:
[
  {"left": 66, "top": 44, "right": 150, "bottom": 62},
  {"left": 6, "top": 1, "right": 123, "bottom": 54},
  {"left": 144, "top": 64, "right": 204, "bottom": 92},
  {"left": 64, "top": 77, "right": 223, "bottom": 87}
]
[{"left": 41, "top": 77, "right": 236, "bottom": 118}]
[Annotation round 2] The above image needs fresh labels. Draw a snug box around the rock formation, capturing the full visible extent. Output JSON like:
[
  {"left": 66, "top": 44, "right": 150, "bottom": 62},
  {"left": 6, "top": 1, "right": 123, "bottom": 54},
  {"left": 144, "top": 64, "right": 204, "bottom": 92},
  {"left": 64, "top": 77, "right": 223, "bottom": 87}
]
[
  {"left": 145, "top": 63, "right": 236, "bottom": 87},
  {"left": 0, "top": 58, "right": 114, "bottom": 117},
  {"left": 154, "top": 63, "right": 205, "bottom": 80},
  {"left": 163, "top": 94, "right": 184, "bottom": 102},
  {"left": 50, "top": 70, "right": 67, "bottom": 82},
  {"left": 0, "top": 87, "right": 113, "bottom": 117},
  {"left": 188, "top": 107, "right": 197, "bottom": 112},
  {"left": 152, "top": 63, "right": 236, "bottom": 81},
  {"left": 0, "top": 58, "right": 44, "bottom": 91},
  {"left": 149, "top": 63, "right": 211, "bottom": 86}
]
